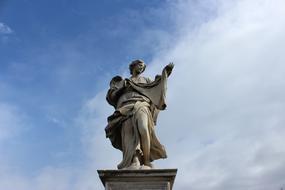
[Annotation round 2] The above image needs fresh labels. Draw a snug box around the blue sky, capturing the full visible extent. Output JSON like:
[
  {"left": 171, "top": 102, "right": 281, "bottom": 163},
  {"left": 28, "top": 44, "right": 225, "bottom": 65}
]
[
  {"left": 1, "top": 0, "right": 285, "bottom": 189},
  {"left": 0, "top": 0, "right": 175, "bottom": 173}
]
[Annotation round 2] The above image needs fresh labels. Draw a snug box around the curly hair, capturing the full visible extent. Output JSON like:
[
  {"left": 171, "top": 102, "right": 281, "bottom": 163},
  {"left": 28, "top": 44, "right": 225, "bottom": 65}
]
[{"left": 129, "top": 59, "right": 146, "bottom": 75}]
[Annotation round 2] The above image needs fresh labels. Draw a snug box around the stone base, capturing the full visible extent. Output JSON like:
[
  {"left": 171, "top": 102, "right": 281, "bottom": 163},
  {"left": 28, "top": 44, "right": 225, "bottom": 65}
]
[{"left": 97, "top": 169, "right": 177, "bottom": 190}]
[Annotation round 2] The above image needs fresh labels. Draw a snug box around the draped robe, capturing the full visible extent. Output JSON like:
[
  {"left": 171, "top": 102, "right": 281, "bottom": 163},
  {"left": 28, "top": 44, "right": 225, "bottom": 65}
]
[{"left": 105, "top": 68, "right": 169, "bottom": 169}]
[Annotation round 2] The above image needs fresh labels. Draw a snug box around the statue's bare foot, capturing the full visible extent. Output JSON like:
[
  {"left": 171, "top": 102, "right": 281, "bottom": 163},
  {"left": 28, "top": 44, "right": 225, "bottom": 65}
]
[
  {"left": 123, "top": 164, "right": 140, "bottom": 170},
  {"left": 139, "top": 165, "right": 151, "bottom": 169},
  {"left": 140, "top": 162, "right": 153, "bottom": 169},
  {"left": 121, "top": 155, "right": 141, "bottom": 170}
]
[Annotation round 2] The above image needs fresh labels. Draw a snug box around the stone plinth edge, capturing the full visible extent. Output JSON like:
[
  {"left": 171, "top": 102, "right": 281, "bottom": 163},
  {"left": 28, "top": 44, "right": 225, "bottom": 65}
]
[{"left": 97, "top": 168, "right": 177, "bottom": 190}]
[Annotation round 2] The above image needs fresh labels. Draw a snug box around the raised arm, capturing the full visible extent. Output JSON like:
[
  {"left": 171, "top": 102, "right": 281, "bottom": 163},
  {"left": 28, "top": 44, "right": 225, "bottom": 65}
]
[{"left": 163, "top": 62, "right": 174, "bottom": 77}]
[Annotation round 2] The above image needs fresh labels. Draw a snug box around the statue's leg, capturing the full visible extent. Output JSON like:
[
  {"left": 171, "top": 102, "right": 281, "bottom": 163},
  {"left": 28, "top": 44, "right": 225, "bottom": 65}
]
[
  {"left": 118, "top": 119, "right": 140, "bottom": 169},
  {"left": 137, "top": 108, "right": 151, "bottom": 167}
]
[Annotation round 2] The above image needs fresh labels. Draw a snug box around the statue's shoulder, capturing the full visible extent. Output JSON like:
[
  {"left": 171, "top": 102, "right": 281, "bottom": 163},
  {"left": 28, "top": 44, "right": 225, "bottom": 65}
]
[
  {"left": 110, "top": 75, "right": 123, "bottom": 84},
  {"left": 107, "top": 75, "right": 125, "bottom": 108},
  {"left": 109, "top": 75, "right": 124, "bottom": 89}
]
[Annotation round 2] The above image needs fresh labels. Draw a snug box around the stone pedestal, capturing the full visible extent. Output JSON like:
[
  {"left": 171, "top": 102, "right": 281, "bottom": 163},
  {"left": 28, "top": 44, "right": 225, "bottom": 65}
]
[{"left": 97, "top": 169, "right": 177, "bottom": 190}]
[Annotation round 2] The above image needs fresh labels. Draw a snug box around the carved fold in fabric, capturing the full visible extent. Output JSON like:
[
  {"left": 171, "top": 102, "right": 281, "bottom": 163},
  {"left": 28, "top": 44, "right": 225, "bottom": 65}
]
[
  {"left": 126, "top": 67, "right": 169, "bottom": 111},
  {"left": 105, "top": 68, "right": 169, "bottom": 169}
]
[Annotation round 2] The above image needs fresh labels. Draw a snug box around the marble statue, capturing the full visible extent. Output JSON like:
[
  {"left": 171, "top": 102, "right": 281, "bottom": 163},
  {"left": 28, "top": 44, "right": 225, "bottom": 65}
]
[{"left": 105, "top": 59, "right": 174, "bottom": 169}]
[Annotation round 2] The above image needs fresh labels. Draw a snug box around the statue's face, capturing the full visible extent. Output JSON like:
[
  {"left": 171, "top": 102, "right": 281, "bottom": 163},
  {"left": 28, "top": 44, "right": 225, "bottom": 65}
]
[{"left": 132, "top": 62, "right": 145, "bottom": 75}]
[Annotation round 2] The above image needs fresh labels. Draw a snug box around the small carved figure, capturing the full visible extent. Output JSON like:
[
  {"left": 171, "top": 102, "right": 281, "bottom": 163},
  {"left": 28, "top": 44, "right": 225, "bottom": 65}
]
[{"left": 105, "top": 59, "right": 174, "bottom": 169}]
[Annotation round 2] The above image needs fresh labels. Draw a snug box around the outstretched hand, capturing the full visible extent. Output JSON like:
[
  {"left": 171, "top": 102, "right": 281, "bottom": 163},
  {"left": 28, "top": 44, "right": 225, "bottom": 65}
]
[{"left": 164, "top": 62, "right": 174, "bottom": 76}]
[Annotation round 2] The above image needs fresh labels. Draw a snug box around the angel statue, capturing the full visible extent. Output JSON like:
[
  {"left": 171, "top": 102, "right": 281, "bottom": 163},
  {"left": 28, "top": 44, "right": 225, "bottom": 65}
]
[{"left": 105, "top": 59, "right": 174, "bottom": 169}]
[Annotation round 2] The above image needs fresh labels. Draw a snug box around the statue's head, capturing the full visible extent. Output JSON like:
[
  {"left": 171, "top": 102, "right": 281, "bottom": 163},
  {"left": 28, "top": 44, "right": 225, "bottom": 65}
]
[{"left": 129, "top": 59, "right": 146, "bottom": 75}]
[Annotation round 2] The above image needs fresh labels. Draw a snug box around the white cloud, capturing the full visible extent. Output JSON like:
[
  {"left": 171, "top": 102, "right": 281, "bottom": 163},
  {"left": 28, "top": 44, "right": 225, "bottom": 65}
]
[
  {"left": 1, "top": 0, "right": 285, "bottom": 189},
  {"left": 0, "top": 103, "right": 26, "bottom": 142},
  {"left": 0, "top": 167, "right": 76, "bottom": 190},
  {"left": 79, "top": 0, "right": 285, "bottom": 189},
  {"left": 76, "top": 90, "right": 119, "bottom": 169},
  {"left": 0, "top": 22, "right": 13, "bottom": 34},
  {"left": 146, "top": 0, "right": 285, "bottom": 189}
]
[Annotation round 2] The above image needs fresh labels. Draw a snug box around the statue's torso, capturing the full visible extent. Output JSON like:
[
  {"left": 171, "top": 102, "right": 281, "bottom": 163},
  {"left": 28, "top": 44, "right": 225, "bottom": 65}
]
[{"left": 117, "top": 76, "right": 151, "bottom": 108}]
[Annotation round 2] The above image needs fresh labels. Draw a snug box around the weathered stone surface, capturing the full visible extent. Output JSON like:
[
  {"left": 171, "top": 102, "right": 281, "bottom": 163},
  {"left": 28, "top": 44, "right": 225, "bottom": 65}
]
[
  {"left": 105, "top": 60, "right": 174, "bottom": 169},
  {"left": 98, "top": 168, "right": 177, "bottom": 190}
]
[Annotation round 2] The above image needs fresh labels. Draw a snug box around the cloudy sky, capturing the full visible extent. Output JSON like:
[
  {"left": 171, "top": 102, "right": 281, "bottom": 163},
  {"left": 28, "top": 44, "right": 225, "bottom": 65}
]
[{"left": 1, "top": 0, "right": 285, "bottom": 189}]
